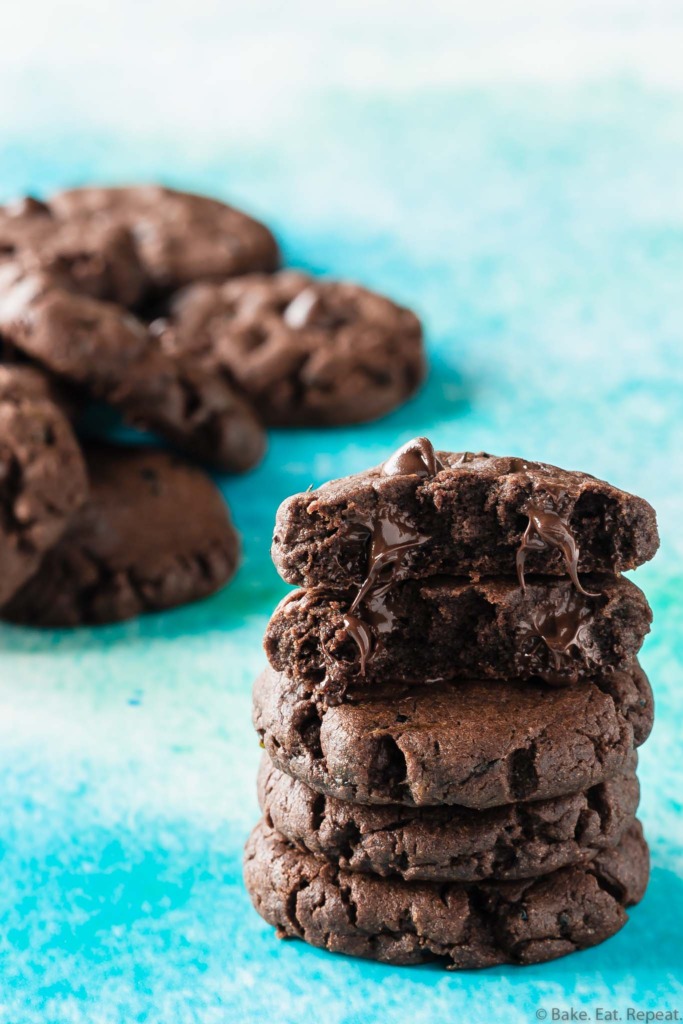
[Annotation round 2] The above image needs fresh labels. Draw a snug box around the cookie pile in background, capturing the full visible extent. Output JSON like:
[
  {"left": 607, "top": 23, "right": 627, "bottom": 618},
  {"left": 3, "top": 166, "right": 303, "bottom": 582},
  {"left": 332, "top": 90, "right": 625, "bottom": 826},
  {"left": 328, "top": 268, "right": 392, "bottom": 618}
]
[
  {"left": 0, "top": 186, "right": 425, "bottom": 625},
  {"left": 245, "top": 438, "right": 659, "bottom": 968}
]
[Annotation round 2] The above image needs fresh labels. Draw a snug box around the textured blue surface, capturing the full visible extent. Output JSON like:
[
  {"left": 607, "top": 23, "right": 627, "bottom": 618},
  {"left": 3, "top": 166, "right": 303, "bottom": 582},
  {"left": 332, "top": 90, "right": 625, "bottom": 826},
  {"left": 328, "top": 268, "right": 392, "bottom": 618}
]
[{"left": 1, "top": 6, "right": 683, "bottom": 1022}]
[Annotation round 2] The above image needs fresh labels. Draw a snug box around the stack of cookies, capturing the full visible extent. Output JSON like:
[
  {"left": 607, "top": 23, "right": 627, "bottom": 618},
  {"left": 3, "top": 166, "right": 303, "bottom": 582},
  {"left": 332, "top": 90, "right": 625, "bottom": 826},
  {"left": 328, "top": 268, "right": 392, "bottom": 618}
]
[
  {"left": 246, "top": 437, "right": 659, "bottom": 968},
  {"left": 0, "top": 186, "right": 424, "bottom": 625}
]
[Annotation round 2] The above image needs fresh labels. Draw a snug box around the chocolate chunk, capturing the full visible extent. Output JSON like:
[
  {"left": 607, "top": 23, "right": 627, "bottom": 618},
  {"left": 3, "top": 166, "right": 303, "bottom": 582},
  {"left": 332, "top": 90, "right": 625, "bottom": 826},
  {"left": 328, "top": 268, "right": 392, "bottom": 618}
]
[
  {"left": 244, "top": 819, "right": 649, "bottom": 968},
  {"left": 381, "top": 436, "right": 444, "bottom": 478}
]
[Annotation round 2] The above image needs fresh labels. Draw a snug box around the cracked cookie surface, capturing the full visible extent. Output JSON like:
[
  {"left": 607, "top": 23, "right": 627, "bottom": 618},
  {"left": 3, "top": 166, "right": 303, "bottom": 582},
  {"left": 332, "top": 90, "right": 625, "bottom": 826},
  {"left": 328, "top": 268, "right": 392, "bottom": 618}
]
[
  {"left": 253, "top": 663, "right": 652, "bottom": 807},
  {"left": 0, "top": 364, "right": 88, "bottom": 607},
  {"left": 4, "top": 445, "right": 240, "bottom": 626},
  {"left": 257, "top": 755, "right": 639, "bottom": 882},
  {"left": 244, "top": 819, "right": 648, "bottom": 968},
  {"left": 153, "top": 271, "right": 425, "bottom": 426}
]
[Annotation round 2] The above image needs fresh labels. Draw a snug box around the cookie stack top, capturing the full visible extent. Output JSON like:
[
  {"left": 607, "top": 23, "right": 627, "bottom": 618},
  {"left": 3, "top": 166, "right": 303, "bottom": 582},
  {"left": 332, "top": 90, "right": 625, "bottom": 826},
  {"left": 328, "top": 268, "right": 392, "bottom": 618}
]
[{"left": 266, "top": 437, "right": 658, "bottom": 706}]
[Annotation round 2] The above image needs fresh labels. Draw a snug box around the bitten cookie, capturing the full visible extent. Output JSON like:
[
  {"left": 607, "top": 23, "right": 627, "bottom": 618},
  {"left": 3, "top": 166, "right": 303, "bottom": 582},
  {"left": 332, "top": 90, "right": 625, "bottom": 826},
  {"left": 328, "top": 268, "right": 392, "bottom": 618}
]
[
  {"left": 0, "top": 195, "right": 146, "bottom": 306},
  {"left": 244, "top": 819, "right": 649, "bottom": 968},
  {"left": 50, "top": 186, "right": 280, "bottom": 292},
  {"left": 153, "top": 271, "right": 425, "bottom": 425},
  {"left": 0, "top": 266, "right": 266, "bottom": 472},
  {"left": 264, "top": 573, "right": 651, "bottom": 700},
  {"left": 4, "top": 445, "right": 240, "bottom": 626},
  {"left": 253, "top": 663, "right": 652, "bottom": 807},
  {"left": 272, "top": 439, "right": 659, "bottom": 588},
  {"left": 258, "top": 755, "right": 639, "bottom": 883},
  {"left": 0, "top": 364, "right": 88, "bottom": 607}
]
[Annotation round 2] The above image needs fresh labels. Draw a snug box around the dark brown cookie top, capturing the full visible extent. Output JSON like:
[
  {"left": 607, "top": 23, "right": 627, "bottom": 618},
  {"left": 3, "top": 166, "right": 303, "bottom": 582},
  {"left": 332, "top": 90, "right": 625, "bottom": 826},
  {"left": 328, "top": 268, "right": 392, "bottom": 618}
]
[
  {"left": 4, "top": 445, "right": 240, "bottom": 626},
  {"left": 153, "top": 271, "right": 425, "bottom": 426},
  {"left": 50, "top": 186, "right": 280, "bottom": 291},
  {"left": 272, "top": 439, "right": 659, "bottom": 588},
  {"left": 257, "top": 755, "right": 639, "bottom": 883},
  {"left": 244, "top": 819, "right": 648, "bottom": 969},
  {"left": 0, "top": 265, "right": 266, "bottom": 472},
  {"left": 264, "top": 573, "right": 651, "bottom": 701},
  {"left": 0, "top": 364, "right": 88, "bottom": 607},
  {"left": 253, "top": 663, "right": 651, "bottom": 807},
  {"left": 0, "top": 196, "right": 146, "bottom": 306}
]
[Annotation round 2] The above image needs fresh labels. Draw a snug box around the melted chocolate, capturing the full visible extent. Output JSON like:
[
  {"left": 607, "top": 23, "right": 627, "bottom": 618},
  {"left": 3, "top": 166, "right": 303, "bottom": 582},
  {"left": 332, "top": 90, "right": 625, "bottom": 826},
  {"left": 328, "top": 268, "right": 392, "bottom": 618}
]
[
  {"left": 516, "top": 498, "right": 599, "bottom": 597},
  {"left": 341, "top": 612, "right": 373, "bottom": 675},
  {"left": 509, "top": 463, "right": 599, "bottom": 596},
  {"left": 323, "top": 438, "right": 445, "bottom": 693},
  {"left": 349, "top": 509, "right": 428, "bottom": 613},
  {"left": 517, "top": 590, "right": 595, "bottom": 685},
  {"left": 381, "top": 436, "right": 444, "bottom": 478}
]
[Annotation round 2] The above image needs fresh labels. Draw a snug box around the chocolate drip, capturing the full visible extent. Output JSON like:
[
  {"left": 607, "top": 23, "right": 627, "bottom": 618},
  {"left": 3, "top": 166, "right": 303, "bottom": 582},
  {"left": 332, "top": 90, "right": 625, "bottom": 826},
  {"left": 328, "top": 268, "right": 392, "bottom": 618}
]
[
  {"left": 322, "top": 440, "right": 440, "bottom": 695},
  {"left": 517, "top": 590, "right": 595, "bottom": 685},
  {"left": 517, "top": 499, "right": 599, "bottom": 597},
  {"left": 321, "top": 510, "right": 427, "bottom": 699},
  {"left": 349, "top": 510, "right": 427, "bottom": 614},
  {"left": 381, "top": 437, "right": 444, "bottom": 478},
  {"left": 341, "top": 612, "right": 373, "bottom": 675},
  {"left": 513, "top": 473, "right": 600, "bottom": 598}
]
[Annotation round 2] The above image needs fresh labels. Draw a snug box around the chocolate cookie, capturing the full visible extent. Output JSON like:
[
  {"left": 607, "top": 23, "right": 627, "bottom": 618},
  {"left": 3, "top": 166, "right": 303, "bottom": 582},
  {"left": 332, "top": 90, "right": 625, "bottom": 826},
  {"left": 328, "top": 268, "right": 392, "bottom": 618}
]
[
  {"left": 244, "top": 819, "right": 648, "bottom": 968},
  {"left": 258, "top": 755, "right": 639, "bottom": 883},
  {"left": 50, "top": 186, "right": 280, "bottom": 292},
  {"left": 153, "top": 271, "right": 425, "bottom": 426},
  {"left": 0, "top": 196, "right": 145, "bottom": 306},
  {"left": 272, "top": 438, "right": 659, "bottom": 589},
  {"left": 0, "top": 364, "right": 88, "bottom": 607},
  {"left": 0, "top": 266, "right": 266, "bottom": 472},
  {"left": 264, "top": 574, "right": 651, "bottom": 701},
  {"left": 3, "top": 445, "right": 240, "bottom": 626},
  {"left": 253, "top": 663, "right": 652, "bottom": 807}
]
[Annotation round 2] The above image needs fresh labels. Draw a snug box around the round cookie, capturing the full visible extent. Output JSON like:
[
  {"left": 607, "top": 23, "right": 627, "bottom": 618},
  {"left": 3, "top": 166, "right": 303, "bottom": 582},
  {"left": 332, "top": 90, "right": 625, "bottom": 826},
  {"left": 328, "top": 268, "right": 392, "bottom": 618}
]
[
  {"left": 50, "top": 186, "right": 280, "bottom": 291},
  {"left": 272, "top": 442, "right": 659, "bottom": 590},
  {"left": 3, "top": 445, "right": 240, "bottom": 626},
  {"left": 257, "top": 755, "right": 640, "bottom": 883},
  {"left": 153, "top": 271, "right": 425, "bottom": 425},
  {"left": 253, "top": 664, "right": 652, "bottom": 808},
  {"left": 244, "top": 819, "right": 649, "bottom": 968},
  {"left": 263, "top": 573, "right": 652, "bottom": 700},
  {"left": 0, "top": 266, "right": 266, "bottom": 472},
  {"left": 0, "top": 364, "right": 88, "bottom": 607},
  {"left": 0, "top": 196, "right": 146, "bottom": 306}
]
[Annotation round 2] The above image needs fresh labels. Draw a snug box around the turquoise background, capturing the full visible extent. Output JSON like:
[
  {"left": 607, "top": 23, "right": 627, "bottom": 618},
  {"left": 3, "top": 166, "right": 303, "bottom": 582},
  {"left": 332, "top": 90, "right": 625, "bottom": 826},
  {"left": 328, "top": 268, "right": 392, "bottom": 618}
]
[{"left": 0, "top": 5, "right": 682, "bottom": 1022}]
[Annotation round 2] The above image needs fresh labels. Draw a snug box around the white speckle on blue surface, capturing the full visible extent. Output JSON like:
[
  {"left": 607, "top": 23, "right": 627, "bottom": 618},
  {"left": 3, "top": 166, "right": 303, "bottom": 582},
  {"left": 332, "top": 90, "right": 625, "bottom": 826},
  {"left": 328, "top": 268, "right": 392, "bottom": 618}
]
[{"left": 0, "top": 3, "right": 682, "bottom": 1022}]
